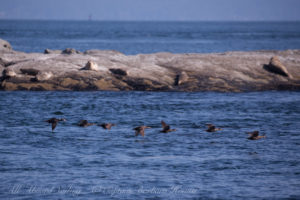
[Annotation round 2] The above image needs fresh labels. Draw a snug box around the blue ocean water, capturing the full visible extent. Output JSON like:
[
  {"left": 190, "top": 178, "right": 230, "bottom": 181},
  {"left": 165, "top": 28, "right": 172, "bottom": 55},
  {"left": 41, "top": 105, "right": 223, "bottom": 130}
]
[
  {"left": 0, "top": 91, "right": 300, "bottom": 199},
  {"left": 0, "top": 20, "right": 300, "bottom": 54},
  {"left": 1, "top": 21, "right": 300, "bottom": 199}
]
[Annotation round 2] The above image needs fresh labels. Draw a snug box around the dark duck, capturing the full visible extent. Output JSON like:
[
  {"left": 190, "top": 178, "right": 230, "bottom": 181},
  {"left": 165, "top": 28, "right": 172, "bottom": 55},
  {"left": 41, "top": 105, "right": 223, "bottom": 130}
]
[
  {"left": 205, "top": 123, "right": 222, "bottom": 132},
  {"left": 160, "top": 120, "right": 176, "bottom": 133},
  {"left": 247, "top": 131, "right": 266, "bottom": 140},
  {"left": 45, "top": 118, "right": 66, "bottom": 131},
  {"left": 133, "top": 126, "right": 151, "bottom": 137},
  {"left": 78, "top": 120, "right": 95, "bottom": 127},
  {"left": 99, "top": 123, "right": 115, "bottom": 130}
]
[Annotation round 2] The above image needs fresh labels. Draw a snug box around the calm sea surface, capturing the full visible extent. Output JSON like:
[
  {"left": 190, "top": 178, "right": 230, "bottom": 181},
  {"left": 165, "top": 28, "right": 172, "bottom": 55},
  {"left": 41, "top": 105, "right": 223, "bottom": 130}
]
[
  {"left": 0, "top": 20, "right": 300, "bottom": 54},
  {"left": 0, "top": 21, "right": 300, "bottom": 199},
  {"left": 0, "top": 91, "right": 300, "bottom": 199}
]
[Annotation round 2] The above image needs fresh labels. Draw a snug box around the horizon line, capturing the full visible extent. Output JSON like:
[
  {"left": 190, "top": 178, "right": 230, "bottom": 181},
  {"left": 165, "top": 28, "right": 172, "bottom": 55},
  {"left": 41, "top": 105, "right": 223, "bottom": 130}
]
[{"left": 0, "top": 18, "right": 300, "bottom": 23}]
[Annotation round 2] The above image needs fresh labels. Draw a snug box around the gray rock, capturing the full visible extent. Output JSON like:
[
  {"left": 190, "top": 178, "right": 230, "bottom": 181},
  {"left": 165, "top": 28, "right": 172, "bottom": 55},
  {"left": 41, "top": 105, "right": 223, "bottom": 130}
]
[{"left": 0, "top": 47, "right": 299, "bottom": 91}]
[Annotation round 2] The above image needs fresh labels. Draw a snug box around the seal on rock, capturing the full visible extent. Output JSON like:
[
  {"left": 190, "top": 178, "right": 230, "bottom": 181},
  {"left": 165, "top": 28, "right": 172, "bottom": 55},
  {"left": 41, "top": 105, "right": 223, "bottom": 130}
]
[
  {"left": 81, "top": 61, "right": 99, "bottom": 71},
  {"left": 20, "top": 68, "right": 39, "bottom": 76},
  {"left": 36, "top": 71, "right": 53, "bottom": 81},
  {"left": 109, "top": 68, "right": 127, "bottom": 76},
  {"left": 263, "top": 56, "right": 292, "bottom": 78},
  {"left": 174, "top": 71, "right": 189, "bottom": 86},
  {"left": 0, "top": 39, "right": 12, "bottom": 51},
  {"left": 2, "top": 68, "right": 17, "bottom": 79},
  {"left": 44, "top": 49, "right": 62, "bottom": 54},
  {"left": 62, "top": 48, "right": 80, "bottom": 54}
]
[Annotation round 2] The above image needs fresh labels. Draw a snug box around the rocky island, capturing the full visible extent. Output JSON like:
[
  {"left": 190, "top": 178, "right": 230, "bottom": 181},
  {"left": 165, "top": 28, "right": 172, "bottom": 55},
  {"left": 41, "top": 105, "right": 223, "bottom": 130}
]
[{"left": 1, "top": 38, "right": 299, "bottom": 92}]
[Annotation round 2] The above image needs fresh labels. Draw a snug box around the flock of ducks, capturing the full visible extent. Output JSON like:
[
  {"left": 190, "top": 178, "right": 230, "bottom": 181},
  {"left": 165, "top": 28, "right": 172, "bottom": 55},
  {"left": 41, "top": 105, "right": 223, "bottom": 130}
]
[{"left": 46, "top": 118, "right": 266, "bottom": 140}]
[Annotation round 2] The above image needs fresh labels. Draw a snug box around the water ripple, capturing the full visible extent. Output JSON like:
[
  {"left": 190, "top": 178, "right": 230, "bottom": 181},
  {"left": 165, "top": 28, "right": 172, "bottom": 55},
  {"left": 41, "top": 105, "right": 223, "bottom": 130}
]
[{"left": 0, "top": 91, "right": 299, "bottom": 199}]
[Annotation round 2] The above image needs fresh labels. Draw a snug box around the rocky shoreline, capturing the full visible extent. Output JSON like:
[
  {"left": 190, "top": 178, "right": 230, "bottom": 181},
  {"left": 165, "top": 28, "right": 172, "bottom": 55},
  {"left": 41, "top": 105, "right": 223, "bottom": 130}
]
[{"left": 1, "top": 38, "right": 300, "bottom": 92}]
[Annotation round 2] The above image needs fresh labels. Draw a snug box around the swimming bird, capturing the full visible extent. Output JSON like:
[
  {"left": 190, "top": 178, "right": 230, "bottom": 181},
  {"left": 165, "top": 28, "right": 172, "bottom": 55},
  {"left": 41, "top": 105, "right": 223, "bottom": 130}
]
[
  {"left": 133, "top": 126, "right": 151, "bottom": 137},
  {"left": 205, "top": 123, "right": 222, "bottom": 132},
  {"left": 247, "top": 131, "right": 266, "bottom": 140},
  {"left": 78, "top": 120, "right": 95, "bottom": 127},
  {"left": 45, "top": 118, "right": 66, "bottom": 131},
  {"left": 99, "top": 123, "right": 115, "bottom": 130},
  {"left": 160, "top": 120, "right": 176, "bottom": 133}
]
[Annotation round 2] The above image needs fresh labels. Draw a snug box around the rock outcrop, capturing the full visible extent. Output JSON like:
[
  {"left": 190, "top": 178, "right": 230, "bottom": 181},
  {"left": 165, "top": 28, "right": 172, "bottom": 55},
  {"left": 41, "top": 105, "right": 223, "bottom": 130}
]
[
  {"left": 0, "top": 38, "right": 299, "bottom": 92},
  {"left": 2, "top": 68, "right": 17, "bottom": 78}
]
